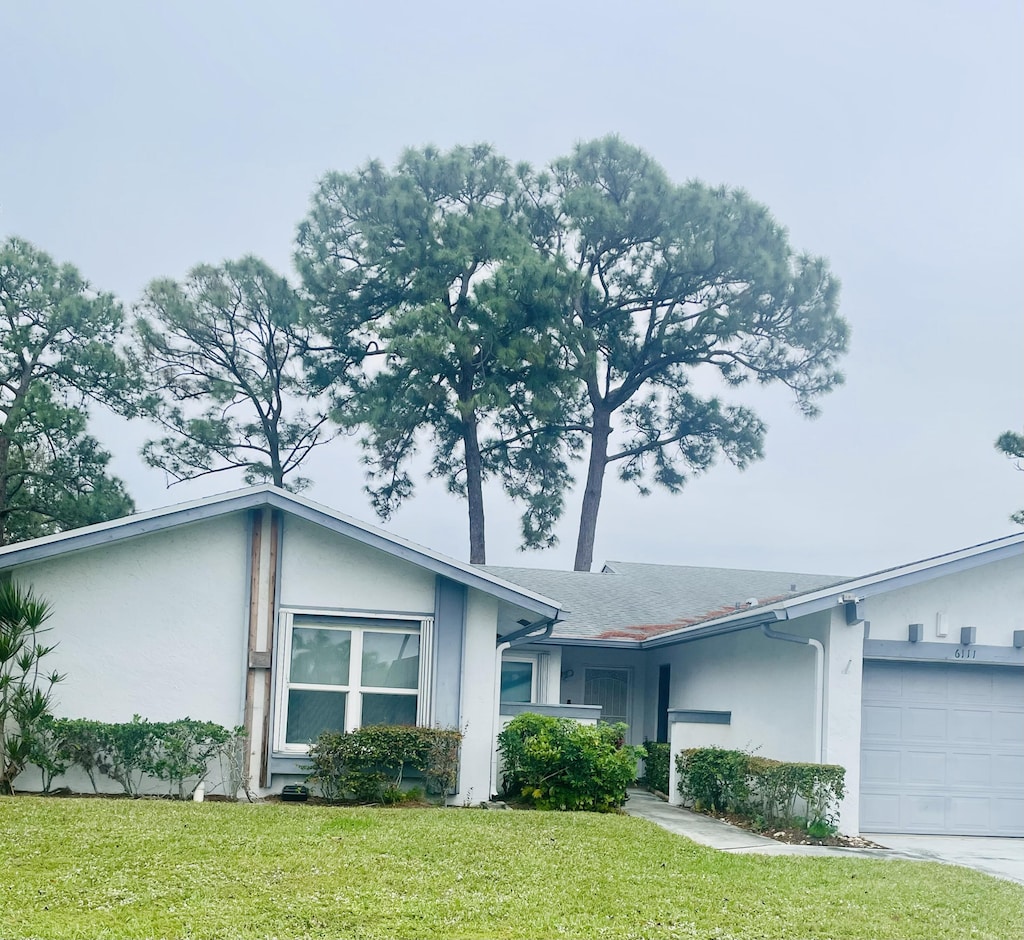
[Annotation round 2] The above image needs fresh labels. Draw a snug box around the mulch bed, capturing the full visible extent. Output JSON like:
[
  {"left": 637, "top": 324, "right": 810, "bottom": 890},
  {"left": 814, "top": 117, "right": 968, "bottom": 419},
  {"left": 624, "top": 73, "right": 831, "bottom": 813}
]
[{"left": 703, "top": 809, "right": 884, "bottom": 848}]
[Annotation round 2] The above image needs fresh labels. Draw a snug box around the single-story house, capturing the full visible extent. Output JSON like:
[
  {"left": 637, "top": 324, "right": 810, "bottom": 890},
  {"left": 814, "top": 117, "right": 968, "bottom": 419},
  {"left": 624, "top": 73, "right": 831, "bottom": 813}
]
[{"left": 5, "top": 485, "right": 1022, "bottom": 837}]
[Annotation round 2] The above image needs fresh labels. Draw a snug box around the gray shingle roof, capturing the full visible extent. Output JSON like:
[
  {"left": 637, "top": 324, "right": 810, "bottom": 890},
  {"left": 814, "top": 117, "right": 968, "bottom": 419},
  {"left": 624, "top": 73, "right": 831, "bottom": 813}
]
[{"left": 481, "top": 561, "right": 844, "bottom": 641}]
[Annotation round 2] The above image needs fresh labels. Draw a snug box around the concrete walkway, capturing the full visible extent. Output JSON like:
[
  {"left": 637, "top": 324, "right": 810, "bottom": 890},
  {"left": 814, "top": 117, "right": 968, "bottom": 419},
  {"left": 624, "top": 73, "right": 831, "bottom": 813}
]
[{"left": 624, "top": 789, "right": 1024, "bottom": 884}]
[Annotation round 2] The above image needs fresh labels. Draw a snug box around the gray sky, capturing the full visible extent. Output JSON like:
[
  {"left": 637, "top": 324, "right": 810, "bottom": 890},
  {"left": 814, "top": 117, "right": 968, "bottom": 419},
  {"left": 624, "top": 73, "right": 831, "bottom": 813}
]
[{"left": 3, "top": 0, "right": 1022, "bottom": 575}]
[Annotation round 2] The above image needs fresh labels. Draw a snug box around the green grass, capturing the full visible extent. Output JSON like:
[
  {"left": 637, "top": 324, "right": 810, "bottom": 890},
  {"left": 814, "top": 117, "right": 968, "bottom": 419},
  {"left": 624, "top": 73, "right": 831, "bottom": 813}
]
[{"left": 1, "top": 797, "right": 1021, "bottom": 939}]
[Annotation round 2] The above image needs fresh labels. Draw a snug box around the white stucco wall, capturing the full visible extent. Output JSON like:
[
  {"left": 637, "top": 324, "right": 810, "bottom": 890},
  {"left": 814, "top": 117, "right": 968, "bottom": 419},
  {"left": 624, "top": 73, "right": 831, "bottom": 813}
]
[
  {"left": 458, "top": 590, "right": 499, "bottom": 803},
  {"left": 822, "top": 607, "right": 867, "bottom": 831},
  {"left": 861, "top": 556, "right": 1024, "bottom": 646},
  {"left": 278, "top": 517, "right": 436, "bottom": 614},
  {"left": 13, "top": 515, "right": 250, "bottom": 728},
  {"left": 661, "top": 615, "right": 828, "bottom": 803}
]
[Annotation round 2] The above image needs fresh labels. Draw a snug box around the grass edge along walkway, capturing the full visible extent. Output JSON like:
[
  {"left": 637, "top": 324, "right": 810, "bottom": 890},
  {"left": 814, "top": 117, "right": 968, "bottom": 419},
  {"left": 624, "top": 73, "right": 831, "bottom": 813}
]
[{"left": 1, "top": 796, "right": 1022, "bottom": 940}]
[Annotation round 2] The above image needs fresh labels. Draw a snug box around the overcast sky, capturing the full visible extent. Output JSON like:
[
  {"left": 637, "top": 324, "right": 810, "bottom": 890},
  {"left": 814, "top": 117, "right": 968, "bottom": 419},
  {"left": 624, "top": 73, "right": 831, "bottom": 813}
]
[{"left": 3, "top": 1, "right": 1021, "bottom": 576}]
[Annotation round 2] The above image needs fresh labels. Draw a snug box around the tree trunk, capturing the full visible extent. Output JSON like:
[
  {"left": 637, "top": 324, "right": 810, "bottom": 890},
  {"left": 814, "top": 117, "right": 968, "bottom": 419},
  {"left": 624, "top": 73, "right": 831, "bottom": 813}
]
[
  {"left": 573, "top": 406, "right": 612, "bottom": 571},
  {"left": 0, "top": 434, "right": 9, "bottom": 547},
  {"left": 270, "top": 448, "right": 284, "bottom": 488},
  {"left": 463, "top": 412, "right": 487, "bottom": 564}
]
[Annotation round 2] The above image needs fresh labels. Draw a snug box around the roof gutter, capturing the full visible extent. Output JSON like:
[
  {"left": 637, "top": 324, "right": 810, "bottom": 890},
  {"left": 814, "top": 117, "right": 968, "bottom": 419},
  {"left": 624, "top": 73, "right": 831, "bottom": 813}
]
[{"left": 640, "top": 608, "right": 788, "bottom": 649}]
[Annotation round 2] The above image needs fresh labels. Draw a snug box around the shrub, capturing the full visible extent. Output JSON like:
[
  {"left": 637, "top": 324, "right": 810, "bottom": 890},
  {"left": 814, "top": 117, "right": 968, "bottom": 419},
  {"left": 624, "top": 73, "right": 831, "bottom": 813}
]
[
  {"left": 149, "top": 718, "right": 232, "bottom": 799},
  {"left": 26, "top": 716, "right": 242, "bottom": 798},
  {"left": 675, "top": 747, "right": 846, "bottom": 833},
  {"left": 675, "top": 746, "right": 752, "bottom": 813},
  {"left": 641, "top": 741, "right": 670, "bottom": 794},
  {"left": 497, "top": 714, "right": 643, "bottom": 812},
  {"left": 306, "top": 725, "right": 462, "bottom": 803},
  {"left": 26, "top": 716, "right": 71, "bottom": 793},
  {"left": 93, "top": 715, "right": 163, "bottom": 796},
  {"left": 214, "top": 726, "right": 250, "bottom": 801},
  {"left": 49, "top": 718, "right": 107, "bottom": 792}
]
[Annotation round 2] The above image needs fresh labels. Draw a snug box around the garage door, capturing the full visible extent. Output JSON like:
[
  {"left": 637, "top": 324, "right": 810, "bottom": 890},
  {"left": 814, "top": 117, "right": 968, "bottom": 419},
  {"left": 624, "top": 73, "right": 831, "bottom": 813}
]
[{"left": 860, "top": 660, "right": 1024, "bottom": 835}]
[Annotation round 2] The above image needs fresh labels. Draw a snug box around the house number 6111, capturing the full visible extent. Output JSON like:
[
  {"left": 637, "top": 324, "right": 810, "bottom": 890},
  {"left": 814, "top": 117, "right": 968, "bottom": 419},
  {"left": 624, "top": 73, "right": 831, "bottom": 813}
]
[{"left": 952, "top": 647, "right": 977, "bottom": 660}]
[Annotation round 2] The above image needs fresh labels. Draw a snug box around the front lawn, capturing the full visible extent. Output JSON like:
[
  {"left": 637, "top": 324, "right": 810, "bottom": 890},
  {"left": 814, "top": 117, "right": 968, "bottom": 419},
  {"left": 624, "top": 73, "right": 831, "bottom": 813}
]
[{"left": 1, "top": 797, "right": 1021, "bottom": 939}]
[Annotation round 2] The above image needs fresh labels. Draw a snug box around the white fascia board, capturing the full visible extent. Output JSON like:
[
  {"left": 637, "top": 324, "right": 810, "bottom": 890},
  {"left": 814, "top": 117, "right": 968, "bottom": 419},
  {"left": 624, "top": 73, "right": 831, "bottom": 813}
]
[
  {"left": 0, "top": 487, "right": 276, "bottom": 567},
  {"left": 775, "top": 535, "right": 1024, "bottom": 621},
  {"left": 640, "top": 608, "right": 787, "bottom": 648},
  {"left": 0, "top": 484, "right": 564, "bottom": 621},
  {"left": 553, "top": 636, "right": 644, "bottom": 649},
  {"left": 641, "top": 534, "right": 1024, "bottom": 644}
]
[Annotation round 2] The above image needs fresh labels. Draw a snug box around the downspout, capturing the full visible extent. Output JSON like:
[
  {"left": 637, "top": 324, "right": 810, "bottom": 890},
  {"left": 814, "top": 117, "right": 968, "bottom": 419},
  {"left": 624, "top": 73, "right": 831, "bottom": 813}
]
[
  {"left": 761, "top": 623, "right": 824, "bottom": 763},
  {"left": 490, "top": 618, "right": 555, "bottom": 799}
]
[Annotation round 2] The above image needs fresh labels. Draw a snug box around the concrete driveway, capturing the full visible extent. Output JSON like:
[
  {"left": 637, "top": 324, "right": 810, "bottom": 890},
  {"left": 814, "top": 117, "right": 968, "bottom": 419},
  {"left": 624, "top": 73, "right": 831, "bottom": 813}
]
[{"left": 862, "top": 833, "right": 1024, "bottom": 885}]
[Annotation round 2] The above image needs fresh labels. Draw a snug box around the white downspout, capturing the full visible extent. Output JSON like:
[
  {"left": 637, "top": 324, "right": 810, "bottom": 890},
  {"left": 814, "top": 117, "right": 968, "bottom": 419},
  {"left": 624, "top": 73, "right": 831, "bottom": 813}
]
[
  {"left": 490, "top": 640, "right": 513, "bottom": 800},
  {"left": 761, "top": 624, "right": 825, "bottom": 763},
  {"left": 489, "top": 619, "right": 556, "bottom": 799}
]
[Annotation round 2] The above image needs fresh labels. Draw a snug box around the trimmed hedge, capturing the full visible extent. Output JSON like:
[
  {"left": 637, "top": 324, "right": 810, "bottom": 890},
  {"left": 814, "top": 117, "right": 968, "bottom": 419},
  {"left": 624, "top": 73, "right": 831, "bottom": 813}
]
[
  {"left": 305, "top": 725, "right": 462, "bottom": 803},
  {"left": 675, "top": 746, "right": 845, "bottom": 832},
  {"left": 497, "top": 713, "right": 643, "bottom": 812},
  {"left": 640, "top": 741, "right": 670, "bottom": 794},
  {"left": 27, "top": 715, "right": 247, "bottom": 799}
]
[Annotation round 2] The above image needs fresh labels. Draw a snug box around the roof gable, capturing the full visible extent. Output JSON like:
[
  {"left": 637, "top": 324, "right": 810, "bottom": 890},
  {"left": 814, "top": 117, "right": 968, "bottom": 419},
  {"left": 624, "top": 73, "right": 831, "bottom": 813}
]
[
  {"left": 0, "top": 486, "right": 563, "bottom": 620},
  {"left": 482, "top": 563, "right": 840, "bottom": 642},
  {"left": 487, "top": 532, "right": 1024, "bottom": 649}
]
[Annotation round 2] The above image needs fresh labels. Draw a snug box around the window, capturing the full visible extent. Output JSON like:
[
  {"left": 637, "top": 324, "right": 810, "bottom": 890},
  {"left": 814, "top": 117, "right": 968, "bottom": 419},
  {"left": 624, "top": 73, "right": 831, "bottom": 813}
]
[
  {"left": 275, "top": 611, "right": 432, "bottom": 753},
  {"left": 500, "top": 658, "right": 535, "bottom": 703}
]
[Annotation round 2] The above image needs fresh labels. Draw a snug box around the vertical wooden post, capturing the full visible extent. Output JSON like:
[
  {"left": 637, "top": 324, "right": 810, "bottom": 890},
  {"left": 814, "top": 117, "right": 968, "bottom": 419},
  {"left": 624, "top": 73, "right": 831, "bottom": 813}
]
[
  {"left": 259, "top": 510, "right": 281, "bottom": 788},
  {"left": 242, "top": 509, "right": 263, "bottom": 787}
]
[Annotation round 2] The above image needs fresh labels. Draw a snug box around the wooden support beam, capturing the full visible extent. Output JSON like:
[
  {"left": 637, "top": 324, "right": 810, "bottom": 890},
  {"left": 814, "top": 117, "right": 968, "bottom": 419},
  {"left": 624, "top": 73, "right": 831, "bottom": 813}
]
[{"left": 242, "top": 508, "right": 263, "bottom": 787}]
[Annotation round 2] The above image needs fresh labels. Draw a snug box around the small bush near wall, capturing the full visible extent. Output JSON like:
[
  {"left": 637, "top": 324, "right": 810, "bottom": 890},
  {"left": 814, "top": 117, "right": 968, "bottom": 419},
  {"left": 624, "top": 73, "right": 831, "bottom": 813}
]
[
  {"left": 640, "top": 741, "right": 670, "bottom": 795},
  {"left": 675, "top": 747, "right": 846, "bottom": 834},
  {"left": 497, "top": 713, "right": 644, "bottom": 812},
  {"left": 305, "top": 725, "right": 462, "bottom": 804},
  {"left": 25, "top": 716, "right": 247, "bottom": 799}
]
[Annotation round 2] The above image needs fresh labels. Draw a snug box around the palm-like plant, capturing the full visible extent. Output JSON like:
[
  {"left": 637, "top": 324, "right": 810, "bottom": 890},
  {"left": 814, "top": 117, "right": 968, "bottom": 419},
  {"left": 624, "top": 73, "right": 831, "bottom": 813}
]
[{"left": 0, "top": 581, "right": 61, "bottom": 793}]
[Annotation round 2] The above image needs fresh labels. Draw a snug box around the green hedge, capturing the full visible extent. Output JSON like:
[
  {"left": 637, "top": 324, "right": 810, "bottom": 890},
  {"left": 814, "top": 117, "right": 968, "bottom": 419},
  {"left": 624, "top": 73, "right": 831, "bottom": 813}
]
[
  {"left": 305, "top": 725, "right": 462, "bottom": 803},
  {"left": 27, "top": 716, "right": 246, "bottom": 799},
  {"left": 497, "top": 713, "right": 643, "bottom": 812},
  {"left": 675, "top": 747, "right": 845, "bottom": 833},
  {"left": 640, "top": 741, "right": 670, "bottom": 794}
]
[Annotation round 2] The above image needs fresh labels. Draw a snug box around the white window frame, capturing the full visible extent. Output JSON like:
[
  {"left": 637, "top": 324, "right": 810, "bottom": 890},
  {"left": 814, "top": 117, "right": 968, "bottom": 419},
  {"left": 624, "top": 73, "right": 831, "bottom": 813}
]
[
  {"left": 500, "top": 653, "right": 540, "bottom": 704},
  {"left": 273, "top": 608, "right": 434, "bottom": 755}
]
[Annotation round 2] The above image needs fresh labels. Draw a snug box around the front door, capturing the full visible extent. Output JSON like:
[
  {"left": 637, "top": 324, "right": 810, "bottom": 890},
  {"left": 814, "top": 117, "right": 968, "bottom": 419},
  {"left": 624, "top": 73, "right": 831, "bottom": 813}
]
[{"left": 584, "top": 667, "right": 630, "bottom": 727}]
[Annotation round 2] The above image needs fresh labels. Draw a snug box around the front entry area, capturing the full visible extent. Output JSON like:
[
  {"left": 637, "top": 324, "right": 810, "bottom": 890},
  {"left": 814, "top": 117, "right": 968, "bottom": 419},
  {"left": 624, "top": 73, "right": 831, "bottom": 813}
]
[
  {"left": 860, "top": 660, "right": 1024, "bottom": 836},
  {"left": 584, "top": 667, "right": 630, "bottom": 727}
]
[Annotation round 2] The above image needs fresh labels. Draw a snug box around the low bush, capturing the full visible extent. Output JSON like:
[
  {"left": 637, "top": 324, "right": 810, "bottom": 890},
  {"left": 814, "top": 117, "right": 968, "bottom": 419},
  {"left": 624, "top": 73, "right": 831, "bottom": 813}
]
[
  {"left": 47, "top": 718, "right": 106, "bottom": 792},
  {"left": 675, "top": 746, "right": 752, "bottom": 813},
  {"left": 305, "top": 725, "right": 462, "bottom": 803},
  {"left": 93, "top": 715, "right": 162, "bottom": 796},
  {"left": 640, "top": 741, "right": 670, "bottom": 794},
  {"left": 24, "top": 716, "right": 246, "bottom": 799},
  {"left": 149, "top": 719, "right": 238, "bottom": 800},
  {"left": 497, "top": 713, "right": 643, "bottom": 812},
  {"left": 675, "top": 747, "right": 846, "bottom": 833}
]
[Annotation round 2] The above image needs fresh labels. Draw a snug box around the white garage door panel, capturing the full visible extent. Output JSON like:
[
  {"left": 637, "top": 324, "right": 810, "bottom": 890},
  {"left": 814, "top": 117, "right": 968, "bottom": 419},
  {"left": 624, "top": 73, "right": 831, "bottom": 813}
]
[{"left": 861, "top": 661, "right": 1024, "bottom": 836}]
